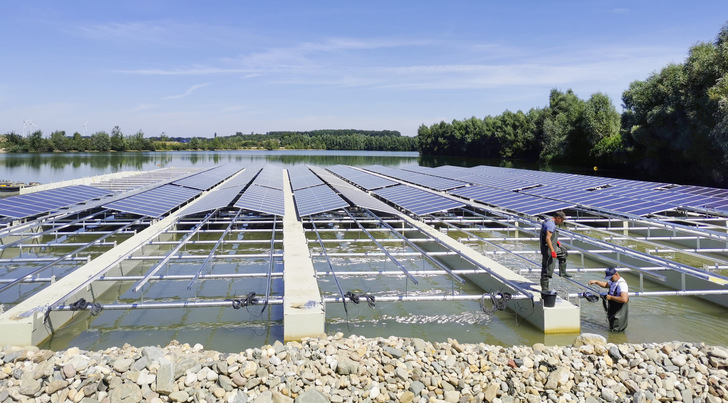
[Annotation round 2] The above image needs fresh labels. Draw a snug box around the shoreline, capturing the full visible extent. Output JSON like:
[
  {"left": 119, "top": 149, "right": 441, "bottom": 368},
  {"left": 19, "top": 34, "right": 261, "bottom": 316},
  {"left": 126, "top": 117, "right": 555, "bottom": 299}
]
[{"left": 2, "top": 333, "right": 727, "bottom": 403}]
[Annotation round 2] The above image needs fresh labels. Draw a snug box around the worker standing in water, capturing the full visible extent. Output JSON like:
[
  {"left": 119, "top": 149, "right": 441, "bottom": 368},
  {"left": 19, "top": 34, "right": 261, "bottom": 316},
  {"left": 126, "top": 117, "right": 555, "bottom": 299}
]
[
  {"left": 589, "top": 267, "right": 629, "bottom": 332},
  {"left": 539, "top": 210, "right": 570, "bottom": 291}
]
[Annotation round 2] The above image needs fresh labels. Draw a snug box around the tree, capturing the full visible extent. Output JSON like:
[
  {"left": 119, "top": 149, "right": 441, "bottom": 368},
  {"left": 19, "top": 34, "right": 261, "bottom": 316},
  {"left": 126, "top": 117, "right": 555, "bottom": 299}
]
[
  {"left": 110, "top": 126, "right": 126, "bottom": 151},
  {"left": 50, "top": 130, "right": 72, "bottom": 152},
  {"left": 90, "top": 131, "right": 111, "bottom": 152}
]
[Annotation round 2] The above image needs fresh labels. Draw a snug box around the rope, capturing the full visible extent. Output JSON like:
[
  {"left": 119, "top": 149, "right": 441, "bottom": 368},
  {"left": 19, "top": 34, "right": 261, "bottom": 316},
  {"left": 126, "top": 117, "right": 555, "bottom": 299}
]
[
  {"left": 231, "top": 292, "right": 258, "bottom": 309},
  {"left": 67, "top": 298, "right": 103, "bottom": 316},
  {"left": 480, "top": 291, "right": 512, "bottom": 314},
  {"left": 344, "top": 291, "right": 376, "bottom": 308}
]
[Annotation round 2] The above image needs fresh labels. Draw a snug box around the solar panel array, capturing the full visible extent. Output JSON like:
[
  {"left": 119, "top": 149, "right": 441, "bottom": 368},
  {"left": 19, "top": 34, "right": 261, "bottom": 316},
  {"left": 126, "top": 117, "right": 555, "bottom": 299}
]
[
  {"left": 372, "top": 185, "right": 464, "bottom": 215},
  {"left": 428, "top": 165, "right": 728, "bottom": 217},
  {"left": 294, "top": 184, "right": 350, "bottom": 216},
  {"left": 326, "top": 165, "right": 397, "bottom": 190},
  {"left": 93, "top": 167, "right": 200, "bottom": 192},
  {"left": 104, "top": 184, "right": 201, "bottom": 218},
  {"left": 0, "top": 185, "right": 114, "bottom": 219},
  {"left": 364, "top": 165, "right": 467, "bottom": 191}
]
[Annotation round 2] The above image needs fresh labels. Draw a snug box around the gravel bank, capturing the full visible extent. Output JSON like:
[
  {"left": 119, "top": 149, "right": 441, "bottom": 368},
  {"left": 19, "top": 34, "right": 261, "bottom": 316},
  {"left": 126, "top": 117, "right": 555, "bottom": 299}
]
[{"left": 1, "top": 333, "right": 728, "bottom": 403}]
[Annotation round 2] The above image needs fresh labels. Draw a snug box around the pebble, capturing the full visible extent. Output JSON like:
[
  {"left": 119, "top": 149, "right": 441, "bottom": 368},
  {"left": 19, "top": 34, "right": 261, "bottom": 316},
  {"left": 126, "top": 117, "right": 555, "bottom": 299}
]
[{"left": 0, "top": 335, "right": 727, "bottom": 402}]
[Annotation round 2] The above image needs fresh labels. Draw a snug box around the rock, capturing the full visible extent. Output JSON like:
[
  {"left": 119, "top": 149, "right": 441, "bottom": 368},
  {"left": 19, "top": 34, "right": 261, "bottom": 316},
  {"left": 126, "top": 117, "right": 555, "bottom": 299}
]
[
  {"left": 601, "top": 387, "right": 617, "bottom": 402},
  {"left": 709, "top": 347, "right": 728, "bottom": 359},
  {"left": 62, "top": 363, "right": 77, "bottom": 379},
  {"left": 113, "top": 358, "right": 134, "bottom": 373},
  {"left": 169, "top": 391, "right": 189, "bottom": 402},
  {"left": 272, "top": 391, "right": 294, "bottom": 403},
  {"left": 573, "top": 333, "right": 607, "bottom": 347},
  {"left": 444, "top": 390, "right": 460, "bottom": 402},
  {"left": 410, "top": 380, "right": 425, "bottom": 396},
  {"left": 383, "top": 346, "right": 404, "bottom": 359},
  {"left": 294, "top": 388, "right": 329, "bottom": 403},
  {"left": 484, "top": 383, "right": 499, "bottom": 402},
  {"left": 109, "top": 382, "right": 142, "bottom": 403},
  {"left": 141, "top": 346, "right": 165, "bottom": 362},
  {"left": 46, "top": 379, "right": 68, "bottom": 394},
  {"left": 155, "top": 358, "right": 175, "bottom": 395},
  {"left": 252, "top": 391, "right": 272, "bottom": 403},
  {"left": 19, "top": 373, "right": 42, "bottom": 396}
]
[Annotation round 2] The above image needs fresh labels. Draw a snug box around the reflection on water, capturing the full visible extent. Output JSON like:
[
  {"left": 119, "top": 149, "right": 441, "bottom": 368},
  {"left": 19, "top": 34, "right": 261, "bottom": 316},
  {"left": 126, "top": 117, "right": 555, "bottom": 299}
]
[{"left": 0, "top": 151, "right": 420, "bottom": 184}]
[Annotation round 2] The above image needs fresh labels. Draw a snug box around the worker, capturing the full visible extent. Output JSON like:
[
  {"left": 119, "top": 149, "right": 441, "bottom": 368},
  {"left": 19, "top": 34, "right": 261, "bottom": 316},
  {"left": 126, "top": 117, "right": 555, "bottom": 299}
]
[
  {"left": 589, "top": 267, "right": 629, "bottom": 332},
  {"left": 539, "top": 210, "right": 570, "bottom": 291}
]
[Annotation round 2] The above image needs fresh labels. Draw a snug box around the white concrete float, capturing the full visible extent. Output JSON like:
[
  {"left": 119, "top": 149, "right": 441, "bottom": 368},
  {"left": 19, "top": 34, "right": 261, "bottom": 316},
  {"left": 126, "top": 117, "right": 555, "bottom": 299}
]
[{"left": 282, "top": 170, "right": 326, "bottom": 341}]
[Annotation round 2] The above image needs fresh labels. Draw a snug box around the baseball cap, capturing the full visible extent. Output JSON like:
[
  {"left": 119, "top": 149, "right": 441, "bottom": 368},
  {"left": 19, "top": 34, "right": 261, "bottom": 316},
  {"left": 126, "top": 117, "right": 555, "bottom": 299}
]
[
  {"left": 555, "top": 211, "right": 566, "bottom": 219},
  {"left": 604, "top": 267, "right": 617, "bottom": 280}
]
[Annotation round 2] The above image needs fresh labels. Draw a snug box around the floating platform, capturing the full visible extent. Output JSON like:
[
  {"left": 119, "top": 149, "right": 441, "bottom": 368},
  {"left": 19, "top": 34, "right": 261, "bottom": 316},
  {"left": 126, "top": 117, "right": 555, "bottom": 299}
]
[{"left": 0, "top": 164, "right": 727, "bottom": 346}]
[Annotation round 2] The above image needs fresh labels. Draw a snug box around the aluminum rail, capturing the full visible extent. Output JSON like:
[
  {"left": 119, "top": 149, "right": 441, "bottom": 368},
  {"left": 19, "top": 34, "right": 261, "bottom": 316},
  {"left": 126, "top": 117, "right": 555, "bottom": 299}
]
[
  {"left": 51, "top": 292, "right": 536, "bottom": 312},
  {"left": 462, "top": 207, "right": 672, "bottom": 282},
  {"left": 261, "top": 216, "right": 278, "bottom": 307},
  {"left": 571, "top": 289, "right": 728, "bottom": 299},
  {"left": 0, "top": 218, "right": 143, "bottom": 294},
  {"left": 186, "top": 210, "right": 242, "bottom": 290},
  {"left": 324, "top": 293, "right": 533, "bottom": 304},
  {"left": 309, "top": 218, "right": 350, "bottom": 314},
  {"left": 0, "top": 210, "right": 110, "bottom": 250},
  {"left": 433, "top": 216, "right": 539, "bottom": 268},
  {"left": 52, "top": 297, "right": 285, "bottom": 311},
  {"left": 341, "top": 209, "right": 418, "bottom": 284},
  {"left": 364, "top": 209, "right": 465, "bottom": 285},
  {"left": 132, "top": 211, "right": 216, "bottom": 292}
]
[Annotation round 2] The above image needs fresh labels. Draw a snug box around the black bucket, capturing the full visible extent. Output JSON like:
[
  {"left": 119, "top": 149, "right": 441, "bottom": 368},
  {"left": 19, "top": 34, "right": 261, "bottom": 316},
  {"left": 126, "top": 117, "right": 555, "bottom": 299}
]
[{"left": 541, "top": 290, "right": 557, "bottom": 308}]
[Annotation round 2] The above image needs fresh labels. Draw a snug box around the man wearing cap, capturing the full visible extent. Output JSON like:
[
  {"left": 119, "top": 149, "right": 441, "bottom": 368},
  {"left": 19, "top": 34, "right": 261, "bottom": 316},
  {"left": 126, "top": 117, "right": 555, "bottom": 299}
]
[
  {"left": 539, "top": 210, "right": 570, "bottom": 291},
  {"left": 589, "top": 267, "right": 629, "bottom": 332}
]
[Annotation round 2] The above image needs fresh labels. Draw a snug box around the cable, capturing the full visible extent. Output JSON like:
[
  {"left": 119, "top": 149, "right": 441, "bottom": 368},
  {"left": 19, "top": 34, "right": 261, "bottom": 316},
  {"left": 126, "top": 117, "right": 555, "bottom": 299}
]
[{"left": 231, "top": 292, "right": 258, "bottom": 309}]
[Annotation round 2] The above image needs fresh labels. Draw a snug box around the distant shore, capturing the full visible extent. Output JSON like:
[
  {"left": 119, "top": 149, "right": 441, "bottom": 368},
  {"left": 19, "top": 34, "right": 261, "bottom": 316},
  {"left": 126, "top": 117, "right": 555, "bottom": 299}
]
[{"left": 2, "top": 333, "right": 727, "bottom": 402}]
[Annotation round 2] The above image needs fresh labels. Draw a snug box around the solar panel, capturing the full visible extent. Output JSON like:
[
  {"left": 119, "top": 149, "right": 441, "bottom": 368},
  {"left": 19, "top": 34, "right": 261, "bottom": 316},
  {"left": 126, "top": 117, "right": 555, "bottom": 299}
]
[
  {"left": 294, "top": 185, "right": 350, "bottom": 216},
  {"left": 288, "top": 167, "right": 324, "bottom": 190},
  {"left": 253, "top": 166, "right": 284, "bottom": 190},
  {"left": 104, "top": 184, "right": 201, "bottom": 217},
  {"left": 326, "top": 165, "right": 397, "bottom": 190},
  {"left": 234, "top": 185, "right": 285, "bottom": 216},
  {"left": 448, "top": 186, "right": 572, "bottom": 215},
  {"left": 0, "top": 185, "right": 113, "bottom": 219},
  {"left": 183, "top": 186, "right": 244, "bottom": 216},
  {"left": 372, "top": 185, "right": 464, "bottom": 215},
  {"left": 220, "top": 167, "right": 260, "bottom": 189}
]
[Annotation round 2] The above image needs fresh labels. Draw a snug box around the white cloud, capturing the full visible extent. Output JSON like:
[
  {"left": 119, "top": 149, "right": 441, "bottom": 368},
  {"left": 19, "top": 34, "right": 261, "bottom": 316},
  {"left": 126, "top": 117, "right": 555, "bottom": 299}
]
[{"left": 164, "top": 83, "right": 210, "bottom": 100}]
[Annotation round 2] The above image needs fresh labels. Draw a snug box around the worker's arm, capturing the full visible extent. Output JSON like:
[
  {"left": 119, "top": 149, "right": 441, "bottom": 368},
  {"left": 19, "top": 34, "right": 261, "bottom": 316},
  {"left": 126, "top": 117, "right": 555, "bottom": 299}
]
[
  {"left": 607, "top": 291, "right": 629, "bottom": 304},
  {"left": 588, "top": 280, "right": 608, "bottom": 288},
  {"left": 545, "top": 231, "right": 555, "bottom": 254}
]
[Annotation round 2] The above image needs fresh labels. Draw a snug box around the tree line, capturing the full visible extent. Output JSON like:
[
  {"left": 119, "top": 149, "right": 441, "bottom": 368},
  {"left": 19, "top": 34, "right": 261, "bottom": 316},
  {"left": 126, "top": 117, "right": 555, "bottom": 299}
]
[
  {"left": 417, "top": 23, "right": 728, "bottom": 187},
  {"left": 0, "top": 128, "right": 417, "bottom": 153}
]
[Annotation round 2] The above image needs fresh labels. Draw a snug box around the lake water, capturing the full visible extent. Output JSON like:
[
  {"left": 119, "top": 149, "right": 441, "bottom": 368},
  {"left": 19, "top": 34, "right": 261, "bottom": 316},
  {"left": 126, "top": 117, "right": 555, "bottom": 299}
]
[{"left": 1, "top": 151, "right": 726, "bottom": 351}]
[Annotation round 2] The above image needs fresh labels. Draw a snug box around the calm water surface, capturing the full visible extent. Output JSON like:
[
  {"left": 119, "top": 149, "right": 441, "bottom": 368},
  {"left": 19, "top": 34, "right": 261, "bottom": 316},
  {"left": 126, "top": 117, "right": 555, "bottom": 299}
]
[{"left": 1, "top": 151, "right": 725, "bottom": 351}]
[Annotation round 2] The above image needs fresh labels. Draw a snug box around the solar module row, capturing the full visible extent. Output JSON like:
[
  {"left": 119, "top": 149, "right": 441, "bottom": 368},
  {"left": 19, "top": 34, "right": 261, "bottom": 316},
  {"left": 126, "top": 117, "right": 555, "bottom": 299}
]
[
  {"left": 364, "top": 165, "right": 467, "bottom": 191},
  {"left": 104, "top": 184, "right": 201, "bottom": 218},
  {"left": 173, "top": 165, "right": 242, "bottom": 191},
  {"left": 449, "top": 186, "right": 573, "bottom": 216},
  {"left": 326, "top": 165, "right": 397, "bottom": 190},
  {"left": 253, "top": 166, "right": 284, "bottom": 190},
  {"left": 372, "top": 185, "right": 464, "bottom": 215},
  {"left": 0, "top": 185, "right": 113, "bottom": 219}
]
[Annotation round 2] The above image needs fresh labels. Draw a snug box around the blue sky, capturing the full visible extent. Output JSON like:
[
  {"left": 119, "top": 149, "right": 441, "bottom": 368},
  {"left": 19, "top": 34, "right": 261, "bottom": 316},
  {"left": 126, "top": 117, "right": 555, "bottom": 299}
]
[{"left": 1, "top": 1, "right": 726, "bottom": 139}]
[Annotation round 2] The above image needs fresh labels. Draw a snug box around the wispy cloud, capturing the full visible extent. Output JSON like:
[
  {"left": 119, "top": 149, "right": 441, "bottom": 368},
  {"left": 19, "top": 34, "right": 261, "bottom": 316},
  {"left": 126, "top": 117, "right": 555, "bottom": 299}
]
[{"left": 164, "top": 83, "right": 210, "bottom": 100}]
